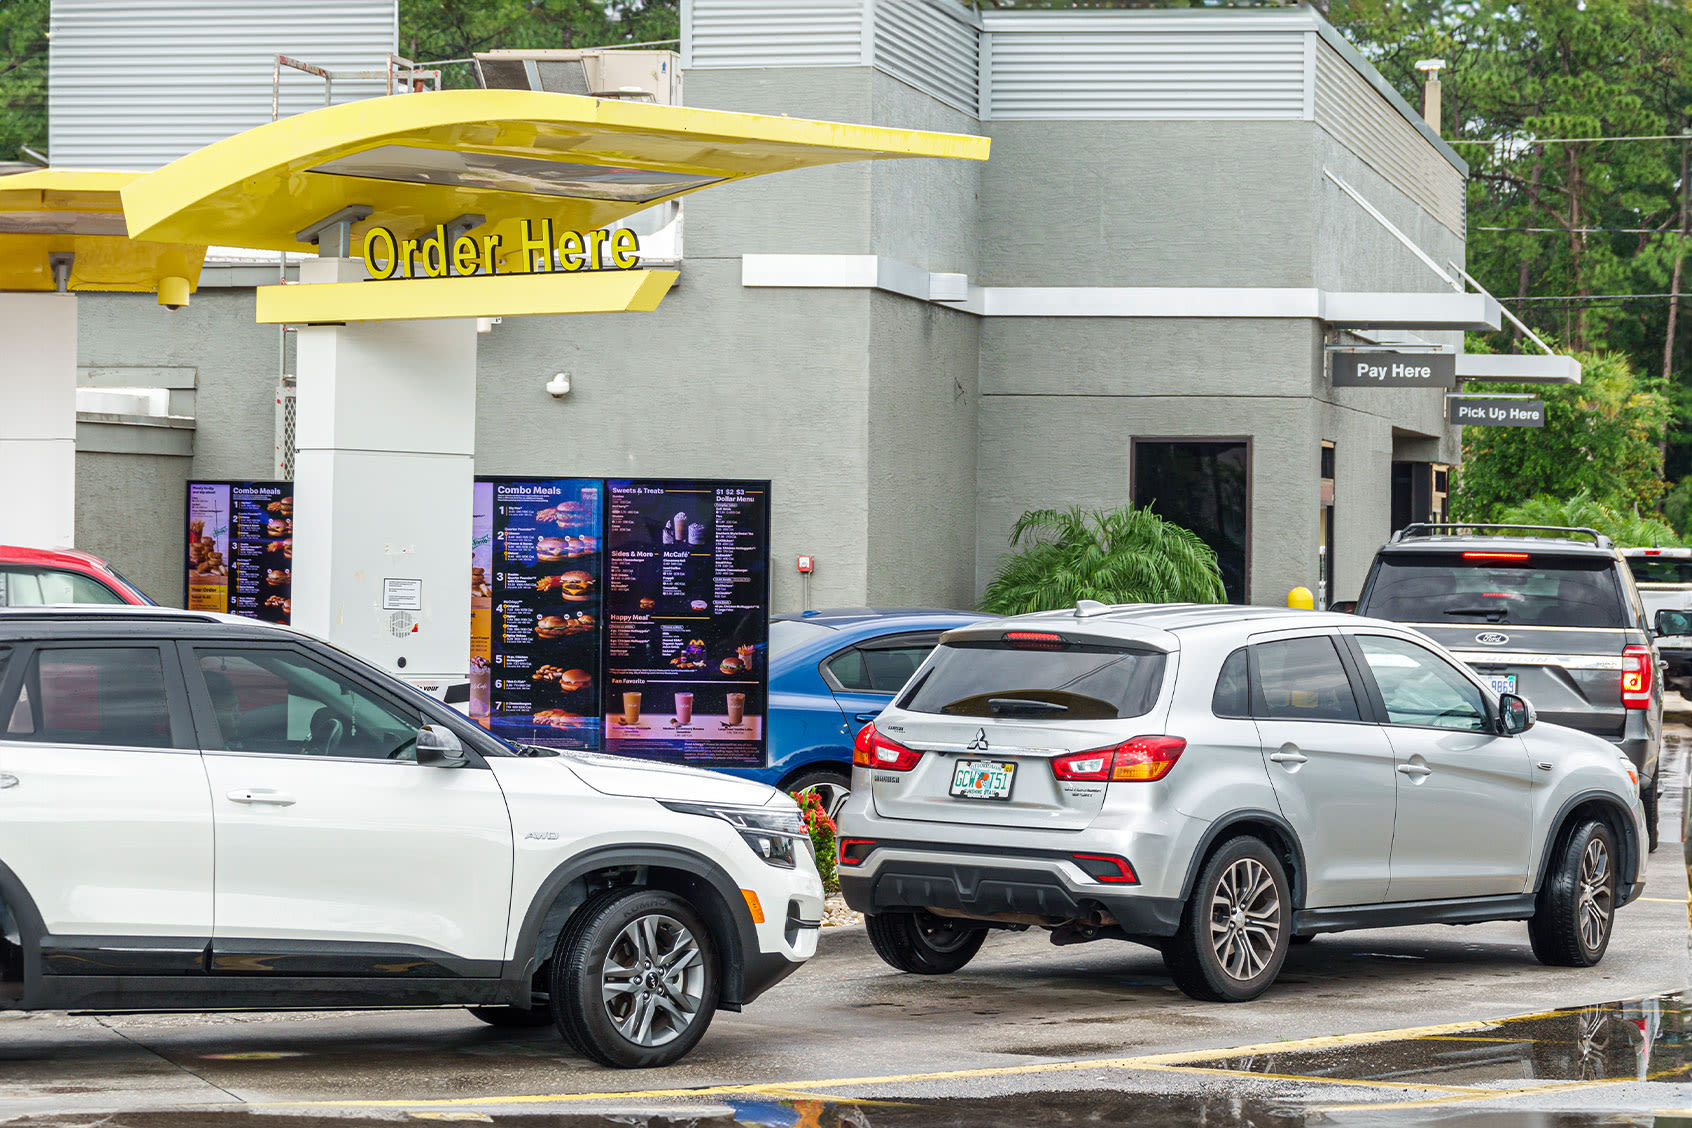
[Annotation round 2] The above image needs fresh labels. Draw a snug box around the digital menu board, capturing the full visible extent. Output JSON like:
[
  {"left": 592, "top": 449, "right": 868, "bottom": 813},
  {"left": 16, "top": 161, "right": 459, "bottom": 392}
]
[
  {"left": 470, "top": 479, "right": 604, "bottom": 751},
  {"left": 185, "top": 480, "right": 293, "bottom": 623},
  {"left": 469, "top": 477, "right": 770, "bottom": 767}
]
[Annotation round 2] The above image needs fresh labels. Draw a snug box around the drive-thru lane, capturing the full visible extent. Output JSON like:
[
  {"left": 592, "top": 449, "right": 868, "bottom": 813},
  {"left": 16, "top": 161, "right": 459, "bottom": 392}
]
[{"left": 2, "top": 755, "right": 1685, "bottom": 1122}]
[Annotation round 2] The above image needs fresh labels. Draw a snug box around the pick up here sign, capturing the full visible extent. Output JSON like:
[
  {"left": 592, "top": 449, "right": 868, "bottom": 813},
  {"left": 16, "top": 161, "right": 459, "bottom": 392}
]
[
  {"left": 1331, "top": 350, "right": 1457, "bottom": 388},
  {"left": 1447, "top": 397, "right": 1547, "bottom": 427}
]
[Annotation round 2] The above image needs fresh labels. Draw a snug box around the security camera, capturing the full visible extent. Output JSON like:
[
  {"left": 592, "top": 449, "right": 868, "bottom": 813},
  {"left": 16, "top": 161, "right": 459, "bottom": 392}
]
[{"left": 546, "top": 372, "right": 572, "bottom": 398}]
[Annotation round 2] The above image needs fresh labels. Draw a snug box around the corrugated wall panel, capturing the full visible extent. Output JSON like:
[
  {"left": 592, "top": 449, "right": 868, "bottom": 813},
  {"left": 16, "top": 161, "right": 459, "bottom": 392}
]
[
  {"left": 988, "top": 31, "right": 1307, "bottom": 120},
  {"left": 872, "top": 0, "right": 977, "bottom": 116},
  {"left": 685, "top": 0, "right": 864, "bottom": 69},
  {"left": 49, "top": 0, "right": 397, "bottom": 169},
  {"left": 1314, "top": 40, "right": 1465, "bottom": 236}
]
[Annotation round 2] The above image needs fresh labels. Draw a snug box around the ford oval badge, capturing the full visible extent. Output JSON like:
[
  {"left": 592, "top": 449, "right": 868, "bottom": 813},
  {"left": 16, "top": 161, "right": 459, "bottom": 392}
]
[{"left": 1475, "top": 632, "right": 1509, "bottom": 645}]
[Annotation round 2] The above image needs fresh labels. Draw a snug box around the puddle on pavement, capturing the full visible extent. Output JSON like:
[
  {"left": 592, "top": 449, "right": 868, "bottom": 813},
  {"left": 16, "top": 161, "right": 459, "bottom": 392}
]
[
  {"left": 1198, "top": 990, "right": 1689, "bottom": 1086},
  {"left": 0, "top": 1093, "right": 1686, "bottom": 1128}
]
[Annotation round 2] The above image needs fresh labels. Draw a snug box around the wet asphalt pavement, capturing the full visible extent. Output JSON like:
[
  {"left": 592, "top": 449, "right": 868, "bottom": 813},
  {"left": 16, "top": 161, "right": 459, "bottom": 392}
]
[{"left": 2, "top": 745, "right": 1688, "bottom": 1126}]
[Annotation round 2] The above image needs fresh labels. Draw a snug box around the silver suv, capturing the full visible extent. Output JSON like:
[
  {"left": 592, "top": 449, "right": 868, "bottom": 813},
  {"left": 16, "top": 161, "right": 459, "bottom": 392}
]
[{"left": 836, "top": 604, "right": 1647, "bottom": 1002}]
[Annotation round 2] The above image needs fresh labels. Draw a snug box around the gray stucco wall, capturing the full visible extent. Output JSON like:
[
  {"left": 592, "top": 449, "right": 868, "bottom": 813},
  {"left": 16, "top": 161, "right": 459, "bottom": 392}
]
[
  {"left": 73, "top": 448, "right": 191, "bottom": 604},
  {"left": 979, "top": 121, "right": 1316, "bottom": 288}
]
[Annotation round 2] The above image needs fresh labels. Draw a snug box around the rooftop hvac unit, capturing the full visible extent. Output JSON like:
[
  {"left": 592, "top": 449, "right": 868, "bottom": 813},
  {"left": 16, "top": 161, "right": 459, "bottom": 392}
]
[{"left": 473, "top": 49, "right": 681, "bottom": 105}]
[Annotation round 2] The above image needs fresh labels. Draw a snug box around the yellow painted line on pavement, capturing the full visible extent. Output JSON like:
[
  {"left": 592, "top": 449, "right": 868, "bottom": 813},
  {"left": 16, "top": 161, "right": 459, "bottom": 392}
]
[
  {"left": 1639, "top": 896, "right": 1687, "bottom": 903},
  {"left": 1130, "top": 1063, "right": 1484, "bottom": 1093},
  {"left": 1314, "top": 1077, "right": 1632, "bottom": 1113}
]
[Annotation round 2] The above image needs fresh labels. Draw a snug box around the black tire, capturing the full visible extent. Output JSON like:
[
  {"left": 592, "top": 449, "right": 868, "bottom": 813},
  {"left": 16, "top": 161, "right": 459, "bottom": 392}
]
[
  {"left": 1528, "top": 819, "right": 1617, "bottom": 968},
  {"left": 1162, "top": 836, "right": 1290, "bottom": 1002},
  {"left": 864, "top": 911, "right": 987, "bottom": 974},
  {"left": 550, "top": 887, "right": 719, "bottom": 1068},
  {"left": 783, "top": 766, "right": 852, "bottom": 820},
  {"left": 1643, "top": 775, "right": 1660, "bottom": 854},
  {"left": 466, "top": 1005, "right": 554, "bottom": 1028}
]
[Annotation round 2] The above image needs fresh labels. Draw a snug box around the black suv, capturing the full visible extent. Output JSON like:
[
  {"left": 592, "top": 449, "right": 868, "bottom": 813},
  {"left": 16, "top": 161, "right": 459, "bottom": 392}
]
[{"left": 1354, "top": 524, "right": 1665, "bottom": 851}]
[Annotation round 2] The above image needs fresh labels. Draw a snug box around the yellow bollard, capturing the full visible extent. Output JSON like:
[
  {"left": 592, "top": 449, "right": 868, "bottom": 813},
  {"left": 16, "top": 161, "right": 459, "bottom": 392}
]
[{"left": 1286, "top": 586, "right": 1315, "bottom": 610}]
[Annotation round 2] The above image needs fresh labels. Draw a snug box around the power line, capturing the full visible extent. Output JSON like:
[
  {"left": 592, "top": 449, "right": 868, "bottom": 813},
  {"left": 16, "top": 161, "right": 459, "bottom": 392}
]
[
  {"left": 1474, "top": 226, "right": 1671, "bottom": 234},
  {"left": 1458, "top": 133, "right": 1691, "bottom": 145},
  {"left": 1503, "top": 292, "right": 1691, "bottom": 303}
]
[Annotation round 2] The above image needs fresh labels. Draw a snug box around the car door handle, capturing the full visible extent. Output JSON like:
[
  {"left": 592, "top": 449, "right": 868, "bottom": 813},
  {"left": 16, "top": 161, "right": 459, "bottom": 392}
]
[
  {"left": 0, "top": 773, "right": 16, "bottom": 790},
  {"left": 1396, "top": 764, "right": 1433, "bottom": 777},
  {"left": 226, "top": 789, "right": 295, "bottom": 806},
  {"left": 1268, "top": 751, "right": 1308, "bottom": 764},
  {"left": 854, "top": 713, "right": 879, "bottom": 723}
]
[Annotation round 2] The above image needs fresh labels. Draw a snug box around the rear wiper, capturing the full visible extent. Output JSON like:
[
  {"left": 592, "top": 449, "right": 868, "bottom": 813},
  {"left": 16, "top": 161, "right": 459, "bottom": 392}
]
[
  {"left": 1442, "top": 607, "right": 1508, "bottom": 621},
  {"left": 987, "top": 697, "right": 1069, "bottom": 716}
]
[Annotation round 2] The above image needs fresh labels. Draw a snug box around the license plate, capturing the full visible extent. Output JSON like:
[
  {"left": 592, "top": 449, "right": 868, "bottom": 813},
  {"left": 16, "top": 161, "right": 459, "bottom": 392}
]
[
  {"left": 1483, "top": 674, "right": 1517, "bottom": 695},
  {"left": 950, "top": 759, "right": 1016, "bottom": 801}
]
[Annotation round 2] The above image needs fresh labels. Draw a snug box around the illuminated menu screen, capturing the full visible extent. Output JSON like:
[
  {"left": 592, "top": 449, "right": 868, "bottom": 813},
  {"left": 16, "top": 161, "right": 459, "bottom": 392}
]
[
  {"left": 185, "top": 480, "right": 293, "bottom": 624},
  {"left": 469, "top": 478, "right": 769, "bottom": 768}
]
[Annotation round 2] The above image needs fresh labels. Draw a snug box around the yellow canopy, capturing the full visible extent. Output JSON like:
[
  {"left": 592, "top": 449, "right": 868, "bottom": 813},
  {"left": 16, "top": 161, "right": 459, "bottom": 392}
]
[
  {"left": 122, "top": 89, "right": 991, "bottom": 256},
  {"left": 0, "top": 168, "right": 206, "bottom": 295}
]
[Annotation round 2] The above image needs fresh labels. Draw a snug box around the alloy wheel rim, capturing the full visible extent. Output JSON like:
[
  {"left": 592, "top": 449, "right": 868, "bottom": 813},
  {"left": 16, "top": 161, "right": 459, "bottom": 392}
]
[
  {"left": 1576, "top": 838, "right": 1612, "bottom": 952},
  {"left": 1209, "top": 857, "right": 1281, "bottom": 981},
  {"left": 600, "top": 913, "right": 705, "bottom": 1047}
]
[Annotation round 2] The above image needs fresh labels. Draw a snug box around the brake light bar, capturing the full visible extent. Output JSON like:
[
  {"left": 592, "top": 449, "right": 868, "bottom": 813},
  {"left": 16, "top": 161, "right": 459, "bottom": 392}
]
[
  {"left": 1052, "top": 736, "right": 1186, "bottom": 783},
  {"left": 1463, "top": 552, "right": 1530, "bottom": 561},
  {"left": 1621, "top": 644, "right": 1653, "bottom": 709},
  {"left": 1003, "top": 630, "right": 1066, "bottom": 650},
  {"left": 852, "top": 722, "right": 923, "bottom": 771}
]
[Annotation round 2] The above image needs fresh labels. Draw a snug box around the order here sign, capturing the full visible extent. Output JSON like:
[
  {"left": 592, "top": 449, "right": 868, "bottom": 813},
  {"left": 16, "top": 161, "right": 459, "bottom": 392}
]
[{"left": 1331, "top": 350, "right": 1457, "bottom": 388}]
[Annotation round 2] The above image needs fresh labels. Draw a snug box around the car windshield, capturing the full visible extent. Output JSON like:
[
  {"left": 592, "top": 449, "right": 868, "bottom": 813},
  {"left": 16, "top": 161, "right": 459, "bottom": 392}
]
[
  {"left": 1626, "top": 556, "right": 1692, "bottom": 584},
  {"left": 769, "top": 618, "right": 836, "bottom": 657},
  {"left": 1362, "top": 552, "right": 1625, "bottom": 628},
  {"left": 897, "top": 641, "right": 1165, "bottom": 720}
]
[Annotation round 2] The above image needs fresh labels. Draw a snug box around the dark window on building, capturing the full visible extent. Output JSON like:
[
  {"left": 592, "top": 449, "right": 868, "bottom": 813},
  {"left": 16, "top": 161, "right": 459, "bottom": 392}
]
[{"left": 1132, "top": 440, "right": 1249, "bottom": 602}]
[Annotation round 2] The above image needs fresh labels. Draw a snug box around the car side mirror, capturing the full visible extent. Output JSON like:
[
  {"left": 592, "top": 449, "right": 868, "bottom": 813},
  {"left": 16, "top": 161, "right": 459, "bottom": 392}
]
[
  {"left": 1498, "top": 692, "right": 1534, "bottom": 736},
  {"left": 1328, "top": 600, "right": 1357, "bottom": 614},
  {"left": 416, "top": 723, "right": 468, "bottom": 767},
  {"left": 1655, "top": 609, "right": 1692, "bottom": 638}
]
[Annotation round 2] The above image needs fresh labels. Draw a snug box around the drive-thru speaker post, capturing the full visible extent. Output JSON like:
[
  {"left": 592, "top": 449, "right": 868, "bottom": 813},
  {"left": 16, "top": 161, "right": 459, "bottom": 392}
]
[{"left": 118, "top": 89, "right": 989, "bottom": 688}]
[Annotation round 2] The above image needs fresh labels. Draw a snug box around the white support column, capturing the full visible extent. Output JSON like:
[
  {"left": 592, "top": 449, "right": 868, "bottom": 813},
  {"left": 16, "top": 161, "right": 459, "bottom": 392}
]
[
  {"left": 0, "top": 293, "right": 78, "bottom": 548},
  {"left": 290, "top": 257, "right": 478, "bottom": 681}
]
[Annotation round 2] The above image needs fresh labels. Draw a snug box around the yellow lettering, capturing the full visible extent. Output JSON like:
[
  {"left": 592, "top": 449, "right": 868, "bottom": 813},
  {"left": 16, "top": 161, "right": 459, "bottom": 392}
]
[
  {"left": 517, "top": 219, "right": 553, "bottom": 272},
  {"left": 363, "top": 226, "right": 397, "bottom": 280},
  {"left": 609, "top": 227, "right": 640, "bottom": 270},
  {"left": 452, "top": 235, "right": 480, "bottom": 276},
  {"left": 399, "top": 238, "right": 420, "bottom": 279},
  {"left": 557, "top": 230, "right": 585, "bottom": 272},
  {"left": 419, "top": 225, "right": 448, "bottom": 278},
  {"left": 584, "top": 228, "right": 610, "bottom": 269},
  {"left": 481, "top": 234, "right": 502, "bottom": 274}
]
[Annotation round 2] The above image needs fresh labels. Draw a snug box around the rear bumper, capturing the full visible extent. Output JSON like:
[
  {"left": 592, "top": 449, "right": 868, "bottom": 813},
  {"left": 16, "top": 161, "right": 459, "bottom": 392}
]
[{"left": 839, "top": 851, "right": 1186, "bottom": 939}]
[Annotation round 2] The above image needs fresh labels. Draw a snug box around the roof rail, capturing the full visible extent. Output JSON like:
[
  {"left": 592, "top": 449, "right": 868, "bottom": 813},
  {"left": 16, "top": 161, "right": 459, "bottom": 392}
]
[
  {"left": 0, "top": 607, "right": 224, "bottom": 623},
  {"left": 1390, "top": 523, "right": 1612, "bottom": 549}
]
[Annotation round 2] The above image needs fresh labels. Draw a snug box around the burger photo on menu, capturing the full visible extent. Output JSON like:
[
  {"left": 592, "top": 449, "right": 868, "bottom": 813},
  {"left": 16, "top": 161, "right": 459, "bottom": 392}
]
[
  {"left": 536, "top": 537, "right": 567, "bottom": 562},
  {"left": 537, "top": 571, "right": 594, "bottom": 601}
]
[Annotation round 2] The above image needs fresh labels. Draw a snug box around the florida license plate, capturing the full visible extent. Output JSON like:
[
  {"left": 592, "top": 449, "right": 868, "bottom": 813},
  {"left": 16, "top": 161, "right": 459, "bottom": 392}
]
[
  {"left": 1483, "top": 674, "right": 1517, "bottom": 695},
  {"left": 950, "top": 759, "right": 1016, "bottom": 801}
]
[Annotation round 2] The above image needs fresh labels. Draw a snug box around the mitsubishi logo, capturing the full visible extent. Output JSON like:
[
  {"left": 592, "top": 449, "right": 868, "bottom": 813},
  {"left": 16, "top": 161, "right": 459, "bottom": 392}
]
[{"left": 968, "top": 729, "right": 989, "bottom": 751}]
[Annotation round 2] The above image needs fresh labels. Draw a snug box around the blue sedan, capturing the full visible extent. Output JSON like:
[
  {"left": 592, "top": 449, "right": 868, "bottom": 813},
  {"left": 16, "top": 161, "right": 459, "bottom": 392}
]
[{"left": 719, "top": 607, "right": 995, "bottom": 815}]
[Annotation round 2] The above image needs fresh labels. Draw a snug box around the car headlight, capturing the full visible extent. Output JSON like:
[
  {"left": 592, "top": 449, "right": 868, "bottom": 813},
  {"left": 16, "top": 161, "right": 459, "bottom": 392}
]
[{"left": 660, "top": 801, "right": 808, "bottom": 868}]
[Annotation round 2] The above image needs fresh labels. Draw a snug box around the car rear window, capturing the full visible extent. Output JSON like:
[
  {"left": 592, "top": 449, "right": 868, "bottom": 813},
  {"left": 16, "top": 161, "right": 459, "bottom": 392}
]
[
  {"left": 1626, "top": 556, "right": 1692, "bottom": 584},
  {"left": 896, "top": 640, "right": 1165, "bottom": 720},
  {"left": 1361, "top": 552, "right": 1625, "bottom": 629}
]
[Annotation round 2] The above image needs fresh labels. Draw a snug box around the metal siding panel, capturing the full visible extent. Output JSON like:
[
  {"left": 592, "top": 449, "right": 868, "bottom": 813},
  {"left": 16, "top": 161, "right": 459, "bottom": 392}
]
[
  {"left": 686, "top": 0, "right": 863, "bottom": 69},
  {"left": 872, "top": 0, "right": 977, "bottom": 116},
  {"left": 49, "top": 0, "right": 398, "bottom": 169},
  {"left": 988, "top": 30, "right": 1307, "bottom": 120},
  {"left": 1314, "top": 40, "right": 1465, "bottom": 236}
]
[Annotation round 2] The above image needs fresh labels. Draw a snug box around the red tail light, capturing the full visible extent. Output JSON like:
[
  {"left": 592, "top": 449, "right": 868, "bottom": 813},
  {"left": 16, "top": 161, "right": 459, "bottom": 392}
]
[
  {"left": 1621, "top": 644, "right": 1653, "bottom": 709},
  {"left": 1051, "top": 736, "right": 1186, "bottom": 783},
  {"left": 1003, "top": 630, "right": 1066, "bottom": 650},
  {"left": 1071, "top": 853, "right": 1138, "bottom": 884},
  {"left": 1463, "top": 552, "right": 1530, "bottom": 562},
  {"left": 838, "top": 838, "right": 877, "bottom": 867},
  {"left": 852, "top": 722, "right": 922, "bottom": 771}
]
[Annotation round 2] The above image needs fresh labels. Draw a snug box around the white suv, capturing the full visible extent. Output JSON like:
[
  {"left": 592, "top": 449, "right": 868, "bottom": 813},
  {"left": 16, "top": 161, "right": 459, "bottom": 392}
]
[{"left": 0, "top": 608, "right": 822, "bottom": 1068}]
